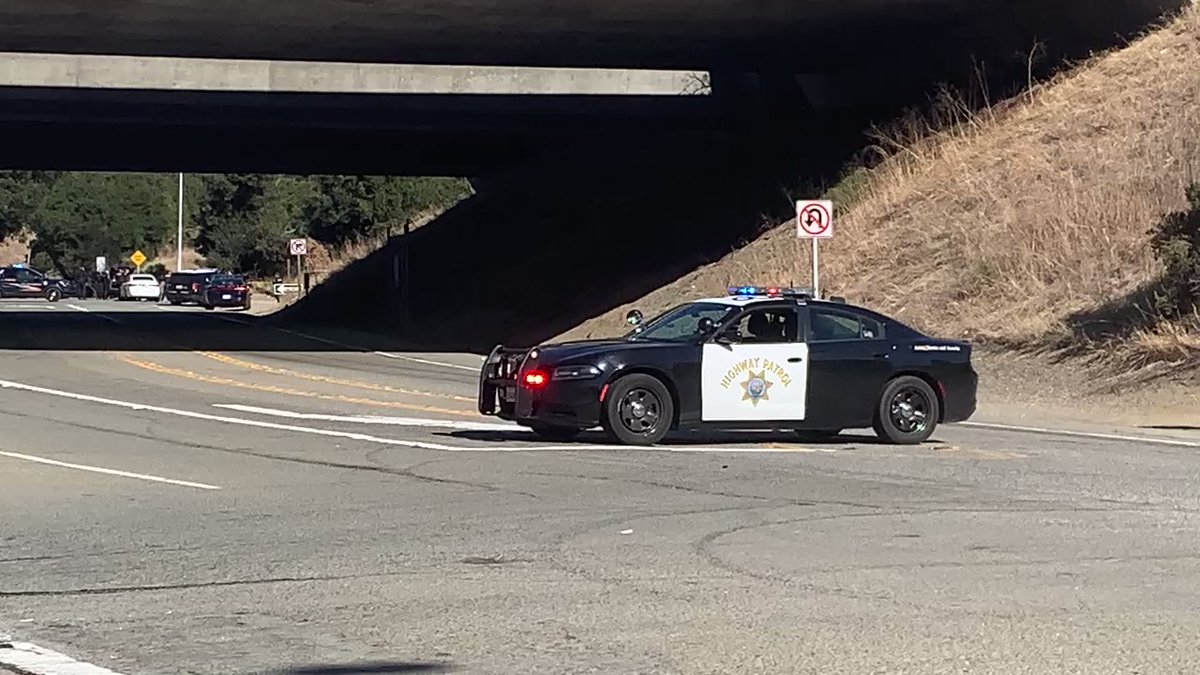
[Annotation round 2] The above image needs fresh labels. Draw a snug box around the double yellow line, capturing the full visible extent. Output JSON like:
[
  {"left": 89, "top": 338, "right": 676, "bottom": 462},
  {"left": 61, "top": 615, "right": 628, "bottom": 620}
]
[{"left": 120, "top": 352, "right": 480, "bottom": 418}]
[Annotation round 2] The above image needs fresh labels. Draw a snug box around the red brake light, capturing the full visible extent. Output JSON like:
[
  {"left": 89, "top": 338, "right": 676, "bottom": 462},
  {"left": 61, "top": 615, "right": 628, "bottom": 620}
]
[{"left": 523, "top": 371, "right": 548, "bottom": 388}]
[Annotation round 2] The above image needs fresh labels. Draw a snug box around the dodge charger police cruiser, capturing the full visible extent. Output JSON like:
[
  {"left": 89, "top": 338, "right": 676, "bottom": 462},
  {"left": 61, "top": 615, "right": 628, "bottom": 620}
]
[{"left": 478, "top": 286, "right": 977, "bottom": 445}]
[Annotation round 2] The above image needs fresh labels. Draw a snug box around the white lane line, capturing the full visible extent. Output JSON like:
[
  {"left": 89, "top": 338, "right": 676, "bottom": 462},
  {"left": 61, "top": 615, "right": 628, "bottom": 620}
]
[
  {"left": 213, "top": 403, "right": 518, "bottom": 431},
  {"left": 0, "top": 377, "right": 511, "bottom": 452},
  {"left": 0, "top": 378, "right": 833, "bottom": 453},
  {"left": 369, "top": 350, "right": 481, "bottom": 372},
  {"left": 67, "top": 304, "right": 123, "bottom": 324},
  {"left": 3, "top": 304, "right": 56, "bottom": 310},
  {"left": 0, "top": 450, "right": 221, "bottom": 490},
  {"left": 959, "top": 421, "right": 1200, "bottom": 448},
  {"left": 0, "top": 639, "right": 124, "bottom": 675}
]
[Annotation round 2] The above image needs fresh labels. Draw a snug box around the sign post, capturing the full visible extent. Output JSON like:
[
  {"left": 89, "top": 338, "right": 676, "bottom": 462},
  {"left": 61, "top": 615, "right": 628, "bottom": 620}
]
[
  {"left": 288, "top": 238, "right": 308, "bottom": 296},
  {"left": 795, "top": 200, "right": 833, "bottom": 298}
]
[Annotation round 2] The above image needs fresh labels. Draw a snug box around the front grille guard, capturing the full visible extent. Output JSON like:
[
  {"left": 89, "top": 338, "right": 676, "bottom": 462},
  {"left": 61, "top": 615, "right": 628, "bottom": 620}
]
[{"left": 478, "top": 345, "right": 530, "bottom": 415}]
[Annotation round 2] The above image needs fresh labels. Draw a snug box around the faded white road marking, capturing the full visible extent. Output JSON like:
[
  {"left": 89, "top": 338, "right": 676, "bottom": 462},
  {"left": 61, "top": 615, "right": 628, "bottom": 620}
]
[
  {"left": 0, "top": 639, "right": 124, "bottom": 675},
  {"left": 0, "top": 450, "right": 221, "bottom": 490},
  {"left": 67, "top": 304, "right": 122, "bottom": 324},
  {"left": 959, "top": 421, "right": 1200, "bottom": 448},
  {"left": 211, "top": 406, "right": 837, "bottom": 453},
  {"left": 199, "top": 312, "right": 481, "bottom": 371},
  {"left": 213, "top": 403, "right": 518, "bottom": 431},
  {"left": 2, "top": 304, "right": 56, "bottom": 310}
]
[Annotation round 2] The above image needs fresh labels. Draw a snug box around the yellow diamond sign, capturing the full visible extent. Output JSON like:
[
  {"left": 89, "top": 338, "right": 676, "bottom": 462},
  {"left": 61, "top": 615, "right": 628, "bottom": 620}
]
[{"left": 129, "top": 250, "right": 147, "bottom": 267}]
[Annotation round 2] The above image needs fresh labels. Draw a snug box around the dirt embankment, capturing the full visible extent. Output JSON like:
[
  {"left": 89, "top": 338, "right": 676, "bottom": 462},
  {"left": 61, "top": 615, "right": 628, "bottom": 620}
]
[{"left": 567, "top": 6, "right": 1200, "bottom": 426}]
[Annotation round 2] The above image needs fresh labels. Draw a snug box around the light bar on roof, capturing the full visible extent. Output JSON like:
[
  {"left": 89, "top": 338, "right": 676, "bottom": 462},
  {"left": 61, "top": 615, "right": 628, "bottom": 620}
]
[{"left": 726, "top": 285, "right": 814, "bottom": 298}]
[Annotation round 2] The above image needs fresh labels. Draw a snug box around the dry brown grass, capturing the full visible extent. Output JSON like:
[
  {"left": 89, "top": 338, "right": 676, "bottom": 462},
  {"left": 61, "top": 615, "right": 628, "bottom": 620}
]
[
  {"left": 568, "top": 5, "right": 1200, "bottom": 374},
  {"left": 0, "top": 230, "right": 32, "bottom": 266}
]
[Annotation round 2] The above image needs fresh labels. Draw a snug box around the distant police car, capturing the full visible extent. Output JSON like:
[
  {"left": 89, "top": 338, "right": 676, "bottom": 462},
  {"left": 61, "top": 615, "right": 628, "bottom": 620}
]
[{"left": 478, "top": 286, "right": 977, "bottom": 445}]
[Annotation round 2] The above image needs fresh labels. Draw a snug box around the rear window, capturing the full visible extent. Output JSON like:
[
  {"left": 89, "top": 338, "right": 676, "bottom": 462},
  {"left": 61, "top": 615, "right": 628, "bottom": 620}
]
[
  {"left": 209, "top": 275, "right": 244, "bottom": 285},
  {"left": 167, "top": 273, "right": 197, "bottom": 283}
]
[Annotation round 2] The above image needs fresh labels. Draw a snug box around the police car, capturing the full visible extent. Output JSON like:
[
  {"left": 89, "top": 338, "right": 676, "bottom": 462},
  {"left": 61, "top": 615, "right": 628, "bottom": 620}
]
[{"left": 478, "top": 286, "right": 977, "bottom": 445}]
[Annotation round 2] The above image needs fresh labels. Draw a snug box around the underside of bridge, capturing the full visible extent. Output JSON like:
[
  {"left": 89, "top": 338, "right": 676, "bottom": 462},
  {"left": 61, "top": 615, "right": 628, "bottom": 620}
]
[
  {"left": 0, "top": 0, "right": 1187, "bottom": 71},
  {"left": 0, "top": 0, "right": 1189, "bottom": 346}
]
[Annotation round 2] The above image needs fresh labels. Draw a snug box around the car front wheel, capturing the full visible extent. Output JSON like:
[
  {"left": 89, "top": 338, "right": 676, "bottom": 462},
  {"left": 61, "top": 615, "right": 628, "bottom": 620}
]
[
  {"left": 601, "top": 373, "right": 674, "bottom": 446},
  {"left": 45, "top": 288, "right": 62, "bottom": 303},
  {"left": 873, "top": 376, "right": 940, "bottom": 444}
]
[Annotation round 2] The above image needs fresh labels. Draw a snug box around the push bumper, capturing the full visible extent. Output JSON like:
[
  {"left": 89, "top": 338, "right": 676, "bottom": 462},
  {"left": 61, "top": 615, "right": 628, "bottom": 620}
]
[{"left": 477, "top": 346, "right": 603, "bottom": 429}]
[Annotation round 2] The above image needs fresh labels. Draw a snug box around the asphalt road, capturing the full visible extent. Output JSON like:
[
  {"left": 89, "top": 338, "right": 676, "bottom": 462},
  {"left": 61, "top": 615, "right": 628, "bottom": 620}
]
[{"left": 2, "top": 298, "right": 1199, "bottom": 674}]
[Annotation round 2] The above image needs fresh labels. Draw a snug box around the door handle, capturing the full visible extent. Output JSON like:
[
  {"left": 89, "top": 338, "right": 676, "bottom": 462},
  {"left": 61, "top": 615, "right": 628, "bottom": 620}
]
[{"left": 787, "top": 357, "right": 803, "bottom": 363}]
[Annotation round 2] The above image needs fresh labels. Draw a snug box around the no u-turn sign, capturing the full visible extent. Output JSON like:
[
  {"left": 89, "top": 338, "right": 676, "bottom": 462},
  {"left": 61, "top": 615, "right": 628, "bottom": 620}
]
[{"left": 796, "top": 200, "right": 833, "bottom": 239}]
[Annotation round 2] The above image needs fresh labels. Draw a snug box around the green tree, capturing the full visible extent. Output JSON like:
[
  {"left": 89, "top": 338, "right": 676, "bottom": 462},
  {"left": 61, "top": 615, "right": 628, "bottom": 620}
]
[
  {"left": 304, "top": 176, "right": 470, "bottom": 244},
  {"left": 196, "top": 174, "right": 314, "bottom": 276},
  {"left": 29, "top": 173, "right": 176, "bottom": 275},
  {"left": 0, "top": 171, "right": 57, "bottom": 242}
]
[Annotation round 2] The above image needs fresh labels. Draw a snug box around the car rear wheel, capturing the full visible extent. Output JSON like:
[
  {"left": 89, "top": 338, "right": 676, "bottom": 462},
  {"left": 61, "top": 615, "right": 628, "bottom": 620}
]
[
  {"left": 45, "top": 288, "right": 62, "bottom": 303},
  {"left": 601, "top": 373, "right": 674, "bottom": 446},
  {"left": 203, "top": 304, "right": 215, "bottom": 311},
  {"left": 873, "top": 376, "right": 939, "bottom": 444},
  {"left": 528, "top": 424, "right": 582, "bottom": 441}
]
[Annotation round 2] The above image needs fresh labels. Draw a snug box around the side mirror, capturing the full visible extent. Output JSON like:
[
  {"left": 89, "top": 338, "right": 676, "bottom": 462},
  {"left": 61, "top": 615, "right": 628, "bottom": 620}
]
[
  {"left": 625, "top": 309, "right": 643, "bottom": 326},
  {"left": 696, "top": 317, "right": 716, "bottom": 334}
]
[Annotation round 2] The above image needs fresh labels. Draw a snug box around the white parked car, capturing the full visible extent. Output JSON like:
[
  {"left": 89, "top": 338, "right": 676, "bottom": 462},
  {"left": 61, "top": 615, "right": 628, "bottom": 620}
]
[{"left": 119, "top": 274, "right": 163, "bottom": 301}]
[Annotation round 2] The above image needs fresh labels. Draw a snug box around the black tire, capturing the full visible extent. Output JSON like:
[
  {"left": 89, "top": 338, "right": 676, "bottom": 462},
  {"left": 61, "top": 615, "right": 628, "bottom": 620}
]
[
  {"left": 170, "top": 300, "right": 182, "bottom": 306},
  {"left": 873, "top": 376, "right": 940, "bottom": 444},
  {"left": 528, "top": 424, "right": 582, "bottom": 441},
  {"left": 203, "top": 304, "right": 215, "bottom": 311},
  {"left": 45, "top": 288, "right": 62, "bottom": 303},
  {"left": 792, "top": 429, "right": 842, "bottom": 442},
  {"left": 601, "top": 373, "right": 674, "bottom": 446}
]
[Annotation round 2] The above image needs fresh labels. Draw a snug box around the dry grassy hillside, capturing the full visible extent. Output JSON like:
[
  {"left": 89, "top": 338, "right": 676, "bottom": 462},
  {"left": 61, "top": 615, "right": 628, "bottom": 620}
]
[{"left": 569, "top": 6, "right": 1200, "bottom": 379}]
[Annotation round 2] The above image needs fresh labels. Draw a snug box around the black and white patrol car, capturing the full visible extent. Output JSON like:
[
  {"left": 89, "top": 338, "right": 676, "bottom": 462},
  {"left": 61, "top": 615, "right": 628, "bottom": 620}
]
[{"left": 478, "top": 286, "right": 977, "bottom": 445}]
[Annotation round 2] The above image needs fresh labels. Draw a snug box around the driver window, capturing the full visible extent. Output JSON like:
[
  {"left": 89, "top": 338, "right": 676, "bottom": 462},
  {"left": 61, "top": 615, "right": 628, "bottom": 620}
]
[
  {"left": 727, "top": 308, "right": 797, "bottom": 344},
  {"left": 15, "top": 270, "right": 39, "bottom": 282}
]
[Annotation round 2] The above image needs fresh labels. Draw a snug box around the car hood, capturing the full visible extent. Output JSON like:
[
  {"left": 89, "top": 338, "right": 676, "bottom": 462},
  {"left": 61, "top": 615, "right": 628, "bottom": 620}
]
[{"left": 533, "top": 338, "right": 671, "bottom": 363}]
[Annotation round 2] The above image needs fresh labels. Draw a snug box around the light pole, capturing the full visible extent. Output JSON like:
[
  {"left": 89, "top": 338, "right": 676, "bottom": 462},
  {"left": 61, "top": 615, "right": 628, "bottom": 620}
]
[{"left": 176, "top": 173, "right": 184, "bottom": 271}]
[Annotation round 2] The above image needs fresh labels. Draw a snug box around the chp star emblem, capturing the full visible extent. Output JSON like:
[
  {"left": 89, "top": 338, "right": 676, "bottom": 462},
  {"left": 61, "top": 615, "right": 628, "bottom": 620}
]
[{"left": 740, "top": 370, "right": 773, "bottom": 406}]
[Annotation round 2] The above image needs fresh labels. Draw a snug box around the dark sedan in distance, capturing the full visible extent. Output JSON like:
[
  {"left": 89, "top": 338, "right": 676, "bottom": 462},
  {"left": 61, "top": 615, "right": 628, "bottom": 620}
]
[{"left": 201, "top": 274, "right": 252, "bottom": 310}]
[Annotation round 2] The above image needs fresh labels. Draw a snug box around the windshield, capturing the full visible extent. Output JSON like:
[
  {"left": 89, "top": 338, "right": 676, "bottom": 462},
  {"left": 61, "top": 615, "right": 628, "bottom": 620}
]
[{"left": 628, "top": 302, "right": 738, "bottom": 342}]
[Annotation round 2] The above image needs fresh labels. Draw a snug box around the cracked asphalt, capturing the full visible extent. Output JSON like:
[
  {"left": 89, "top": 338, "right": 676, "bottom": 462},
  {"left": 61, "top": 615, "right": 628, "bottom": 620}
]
[{"left": 1, "top": 300, "right": 1199, "bottom": 674}]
